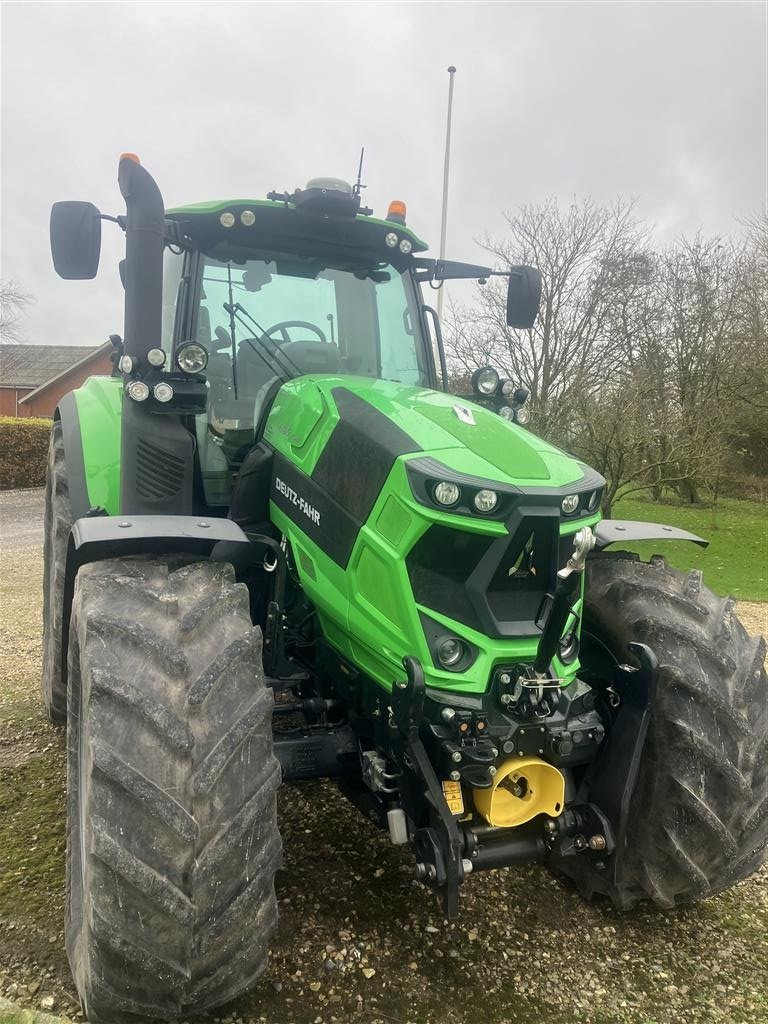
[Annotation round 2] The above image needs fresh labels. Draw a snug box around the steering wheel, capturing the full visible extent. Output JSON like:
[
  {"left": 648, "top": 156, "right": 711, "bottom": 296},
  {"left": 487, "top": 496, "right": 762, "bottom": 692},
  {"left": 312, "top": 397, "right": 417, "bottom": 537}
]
[{"left": 262, "top": 320, "right": 327, "bottom": 345}]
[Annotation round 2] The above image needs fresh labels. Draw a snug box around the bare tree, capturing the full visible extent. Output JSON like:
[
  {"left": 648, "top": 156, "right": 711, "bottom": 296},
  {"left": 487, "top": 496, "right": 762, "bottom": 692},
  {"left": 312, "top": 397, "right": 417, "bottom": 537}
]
[
  {"left": 0, "top": 279, "right": 32, "bottom": 343},
  {"left": 445, "top": 197, "right": 649, "bottom": 438},
  {"left": 444, "top": 199, "right": 768, "bottom": 512}
]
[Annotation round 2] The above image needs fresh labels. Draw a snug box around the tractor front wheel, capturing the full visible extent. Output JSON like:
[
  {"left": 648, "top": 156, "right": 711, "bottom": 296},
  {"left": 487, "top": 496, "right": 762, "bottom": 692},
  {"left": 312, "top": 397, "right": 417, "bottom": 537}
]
[
  {"left": 66, "top": 556, "right": 282, "bottom": 1023},
  {"left": 570, "top": 553, "right": 767, "bottom": 910},
  {"left": 42, "top": 421, "right": 73, "bottom": 724}
]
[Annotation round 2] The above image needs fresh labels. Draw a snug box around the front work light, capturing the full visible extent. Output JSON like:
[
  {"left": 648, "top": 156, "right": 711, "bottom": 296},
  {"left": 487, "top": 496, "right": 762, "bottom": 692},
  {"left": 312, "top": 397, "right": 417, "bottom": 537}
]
[
  {"left": 153, "top": 382, "right": 174, "bottom": 403},
  {"left": 514, "top": 406, "right": 531, "bottom": 426},
  {"left": 471, "top": 366, "right": 500, "bottom": 396},
  {"left": 240, "top": 210, "right": 256, "bottom": 226},
  {"left": 176, "top": 343, "right": 209, "bottom": 374},
  {"left": 561, "top": 494, "right": 579, "bottom": 515},
  {"left": 126, "top": 380, "right": 150, "bottom": 402},
  {"left": 146, "top": 348, "right": 166, "bottom": 368},
  {"left": 385, "top": 231, "right": 399, "bottom": 248},
  {"left": 118, "top": 354, "right": 135, "bottom": 374},
  {"left": 399, "top": 238, "right": 413, "bottom": 254},
  {"left": 219, "top": 212, "right": 235, "bottom": 228},
  {"left": 434, "top": 481, "right": 460, "bottom": 506}
]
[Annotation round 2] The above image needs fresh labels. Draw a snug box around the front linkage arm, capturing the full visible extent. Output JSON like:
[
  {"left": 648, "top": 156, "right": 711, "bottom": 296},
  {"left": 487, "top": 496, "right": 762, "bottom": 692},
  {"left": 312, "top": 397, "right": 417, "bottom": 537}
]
[{"left": 391, "top": 657, "right": 467, "bottom": 918}]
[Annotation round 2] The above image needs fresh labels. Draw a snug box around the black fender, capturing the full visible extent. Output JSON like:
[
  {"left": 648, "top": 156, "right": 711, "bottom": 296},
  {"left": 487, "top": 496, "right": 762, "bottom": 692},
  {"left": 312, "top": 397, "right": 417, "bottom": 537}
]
[
  {"left": 59, "top": 514, "right": 252, "bottom": 687},
  {"left": 594, "top": 519, "right": 708, "bottom": 550}
]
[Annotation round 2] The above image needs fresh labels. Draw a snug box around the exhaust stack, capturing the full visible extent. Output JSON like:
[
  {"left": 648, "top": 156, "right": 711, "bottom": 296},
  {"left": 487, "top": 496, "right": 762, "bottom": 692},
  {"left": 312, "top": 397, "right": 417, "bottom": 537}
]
[{"left": 117, "top": 154, "right": 165, "bottom": 360}]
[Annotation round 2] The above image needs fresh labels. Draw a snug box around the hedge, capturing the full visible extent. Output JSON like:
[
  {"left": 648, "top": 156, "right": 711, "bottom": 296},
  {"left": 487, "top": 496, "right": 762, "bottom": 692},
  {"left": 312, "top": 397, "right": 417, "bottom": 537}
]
[{"left": 0, "top": 416, "right": 52, "bottom": 490}]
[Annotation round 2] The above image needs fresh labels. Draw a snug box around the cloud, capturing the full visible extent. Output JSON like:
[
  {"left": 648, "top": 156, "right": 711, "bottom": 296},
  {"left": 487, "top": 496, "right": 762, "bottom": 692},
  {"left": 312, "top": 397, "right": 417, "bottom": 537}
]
[{"left": 1, "top": 1, "right": 765, "bottom": 344}]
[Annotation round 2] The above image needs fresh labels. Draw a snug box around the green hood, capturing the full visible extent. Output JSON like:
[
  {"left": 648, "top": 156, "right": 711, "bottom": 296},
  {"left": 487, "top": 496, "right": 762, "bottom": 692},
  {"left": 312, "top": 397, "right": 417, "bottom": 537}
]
[{"left": 297, "top": 377, "right": 589, "bottom": 490}]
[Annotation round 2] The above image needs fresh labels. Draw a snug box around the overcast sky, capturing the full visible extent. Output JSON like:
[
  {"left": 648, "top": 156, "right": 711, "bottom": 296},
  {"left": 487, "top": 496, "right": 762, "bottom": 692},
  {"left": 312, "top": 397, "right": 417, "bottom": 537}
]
[{"left": 1, "top": 1, "right": 766, "bottom": 346}]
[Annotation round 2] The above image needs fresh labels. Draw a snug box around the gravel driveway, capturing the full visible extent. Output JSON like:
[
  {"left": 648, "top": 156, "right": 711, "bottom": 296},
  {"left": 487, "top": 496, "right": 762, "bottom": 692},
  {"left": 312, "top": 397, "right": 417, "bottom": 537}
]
[
  {"left": 0, "top": 487, "right": 45, "bottom": 551},
  {"left": 1, "top": 489, "right": 766, "bottom": 1024}
]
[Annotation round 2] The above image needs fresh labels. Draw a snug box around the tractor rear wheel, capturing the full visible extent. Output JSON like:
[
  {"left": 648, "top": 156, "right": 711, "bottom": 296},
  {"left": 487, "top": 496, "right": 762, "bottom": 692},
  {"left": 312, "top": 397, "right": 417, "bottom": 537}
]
[
  {"left": 572, "top": 553, "right": 767, "bottom": 909},
  {"left": 66, "top": 556, "right": 282, "bottom": 1023},
  {"left": 42, "top": 421, "right": 73, "bottom": 724}
]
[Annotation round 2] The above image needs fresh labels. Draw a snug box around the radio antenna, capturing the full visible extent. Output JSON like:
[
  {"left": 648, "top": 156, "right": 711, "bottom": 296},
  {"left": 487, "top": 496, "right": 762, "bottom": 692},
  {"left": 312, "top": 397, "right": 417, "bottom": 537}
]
[{"left": 353, "top": 147, "right": 366, "bottom": 196}]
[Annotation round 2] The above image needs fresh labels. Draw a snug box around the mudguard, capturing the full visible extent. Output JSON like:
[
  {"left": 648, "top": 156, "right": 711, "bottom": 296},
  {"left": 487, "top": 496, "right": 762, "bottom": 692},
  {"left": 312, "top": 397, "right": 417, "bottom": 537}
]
[
  {"left": 59, "top": 514, "right": 252, "bottom": 686},
  {"left": 57, "top": 376, "right": 197, "bottom": 518},
  {"left": 594, "top": 519, "right": 708, "bottom": 549},
  {"left": 55, "top": 391, "right": 93, "bottom": 519},
  {"left": 55, "top": 379, "right": 123, "bottom": 518}
]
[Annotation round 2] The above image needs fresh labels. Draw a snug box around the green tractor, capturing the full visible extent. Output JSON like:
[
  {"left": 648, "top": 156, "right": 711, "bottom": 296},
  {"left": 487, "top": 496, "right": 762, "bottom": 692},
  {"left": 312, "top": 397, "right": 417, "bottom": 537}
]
[{"left": 45, "top": 155, "right": 767, "bottom": 1023}]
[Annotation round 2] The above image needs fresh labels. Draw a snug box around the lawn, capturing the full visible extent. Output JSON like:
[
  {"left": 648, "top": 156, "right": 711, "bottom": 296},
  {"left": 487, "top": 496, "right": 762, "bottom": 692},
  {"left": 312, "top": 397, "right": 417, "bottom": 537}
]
[{"left": 613, "top": 495, "right": 767, "bottom": 602}]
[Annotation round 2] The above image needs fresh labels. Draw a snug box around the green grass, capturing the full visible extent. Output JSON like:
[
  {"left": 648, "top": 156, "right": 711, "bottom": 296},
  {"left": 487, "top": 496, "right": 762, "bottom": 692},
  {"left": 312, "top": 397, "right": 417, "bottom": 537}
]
[
  {"left": 613, "top": 495, "right": 767, "bottom": 602},
  {"left": 0, "top": 752, "right": 66, "bottom": 925}
]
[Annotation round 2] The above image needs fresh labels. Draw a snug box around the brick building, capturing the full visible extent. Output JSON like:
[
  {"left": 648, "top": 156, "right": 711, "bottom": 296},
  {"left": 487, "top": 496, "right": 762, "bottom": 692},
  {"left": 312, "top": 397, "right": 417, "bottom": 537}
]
[{"left": 0, "top": 343, "right": 113, "bottom": 418}]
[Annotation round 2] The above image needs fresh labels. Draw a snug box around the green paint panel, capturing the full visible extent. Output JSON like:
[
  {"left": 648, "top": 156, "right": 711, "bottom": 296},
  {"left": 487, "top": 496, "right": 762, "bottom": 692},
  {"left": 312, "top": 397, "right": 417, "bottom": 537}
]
[
  {"left": 72, "top": 376, "right": 123, "bottom": 514},
  {"left": 267, "top": 376, "right": 589, "bottom": 489},
  {"left": 264, "top": 379, "right": 600, "bottom": 695}
]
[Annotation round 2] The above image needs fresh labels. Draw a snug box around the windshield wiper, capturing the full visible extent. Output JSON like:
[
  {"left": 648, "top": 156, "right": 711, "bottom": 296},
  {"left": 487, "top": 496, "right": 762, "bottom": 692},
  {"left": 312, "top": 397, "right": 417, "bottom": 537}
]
[{"left": 223, "top": 301, "right": 303, "bottom": 381}]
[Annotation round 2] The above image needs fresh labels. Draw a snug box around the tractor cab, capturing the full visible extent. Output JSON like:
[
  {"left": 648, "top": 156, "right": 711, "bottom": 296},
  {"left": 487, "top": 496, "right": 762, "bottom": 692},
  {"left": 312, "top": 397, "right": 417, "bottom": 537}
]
[{"left": 160, "top": 186, "right": 435, "bottom": 505}]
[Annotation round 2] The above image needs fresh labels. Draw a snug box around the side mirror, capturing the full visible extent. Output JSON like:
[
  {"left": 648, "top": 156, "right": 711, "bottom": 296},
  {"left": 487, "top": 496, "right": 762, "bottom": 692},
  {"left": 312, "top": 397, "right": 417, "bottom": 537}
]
[
  {"left": 506, "top": 265, "right": 542, "bottom": 329},
  {"left": 50, "top": 201, "right": 102, "bottom": 279}
]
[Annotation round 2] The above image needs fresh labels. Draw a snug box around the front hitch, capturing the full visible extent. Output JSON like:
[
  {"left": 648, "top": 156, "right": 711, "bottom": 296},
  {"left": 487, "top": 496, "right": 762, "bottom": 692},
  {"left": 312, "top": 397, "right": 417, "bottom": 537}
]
[{"left": 391, "top": 657, "right": 467, "bottom": 918}]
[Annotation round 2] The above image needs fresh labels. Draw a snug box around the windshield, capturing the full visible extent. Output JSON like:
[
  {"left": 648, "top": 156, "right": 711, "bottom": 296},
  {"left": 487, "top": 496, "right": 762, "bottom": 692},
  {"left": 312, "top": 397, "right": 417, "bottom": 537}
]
[{"left": 192, "top": 255, "right": 430, "bottom": 505}]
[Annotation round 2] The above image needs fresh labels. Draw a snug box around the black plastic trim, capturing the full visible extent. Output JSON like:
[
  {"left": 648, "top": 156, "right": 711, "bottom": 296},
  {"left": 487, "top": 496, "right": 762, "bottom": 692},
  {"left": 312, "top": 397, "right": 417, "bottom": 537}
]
[
  {"left": 271, "top": 450, "right": 361, "bottom": 568},
  {"left": 405, "top": 456, "right": 605, "bottom": 522},
  {"left": 418, "top": 611, "right": 479, "bottom": 672},
  {"left": 594, "top": 519, "right": 708, "bottom": 549},
  {"left": 120, "top": 402, "right": 195, "bottom": 515},
  {"left": 311, "top": 388, "right": 422, "bottom": 523}
]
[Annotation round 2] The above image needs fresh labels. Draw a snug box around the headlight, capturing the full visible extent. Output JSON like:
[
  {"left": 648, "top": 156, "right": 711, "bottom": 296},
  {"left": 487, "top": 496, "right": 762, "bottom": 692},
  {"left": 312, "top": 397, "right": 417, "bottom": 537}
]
[
  {"left": 434, "top": 481, "right": 460, "bottom": 506},
  {"left": 561, "top": 494, "right": 579, "bottom": 515},
  {"left": 176, "top": 343, "right": 209, "bottom": 374},
  {"left": 437, "top": 637, "right": 464, "bottom": 668},
  {"left": 126, "top": 380, "right": 150, "bottom": 402},
  {"left": 219, "top": 212, "right": 235, "bottom": 228},
  {"left": 514, "top": 406, "right": 531, "bottom": 425},
  {"left": 153, "top": 382, "right": 174, "bottom": 403},
  {"left": 471, "top": 366, "right": 500, "bottom": 396},
  {"left": 146, "top": 347, "right": 166, "bottom": 368},
  {"left": 399, "top": 238, "right": 412, "bottom": 254},
  {"left": 385, "top": 231, "right": 399, "bottom": 248},
  {"left": 473, "top": 489, "right": 498, "bottom": 513},
  {"left": 587, "top": 489, "right": 601, "bottom": 512},
  {"left": 240, "top": 210, "right": 256, "bottom": 226}
]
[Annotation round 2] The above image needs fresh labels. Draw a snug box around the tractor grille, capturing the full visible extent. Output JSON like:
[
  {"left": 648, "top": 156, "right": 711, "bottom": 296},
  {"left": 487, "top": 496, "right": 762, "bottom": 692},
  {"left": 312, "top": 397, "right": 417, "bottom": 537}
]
[
  {"left": 135, "top": 438, "right": 186, "bottom": 500},
  {"left": 406, "top": 525, "right": 492, "bottom": 632},
  {"left": 406, "top": 513, "right": 560, "bottom": 639}
]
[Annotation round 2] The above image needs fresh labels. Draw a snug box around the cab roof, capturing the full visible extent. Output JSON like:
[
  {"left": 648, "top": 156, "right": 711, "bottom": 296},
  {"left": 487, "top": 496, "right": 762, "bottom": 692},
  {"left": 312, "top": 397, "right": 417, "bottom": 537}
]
[{"left": 165, "top": 198, "right": 429, "bottom": 264}]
